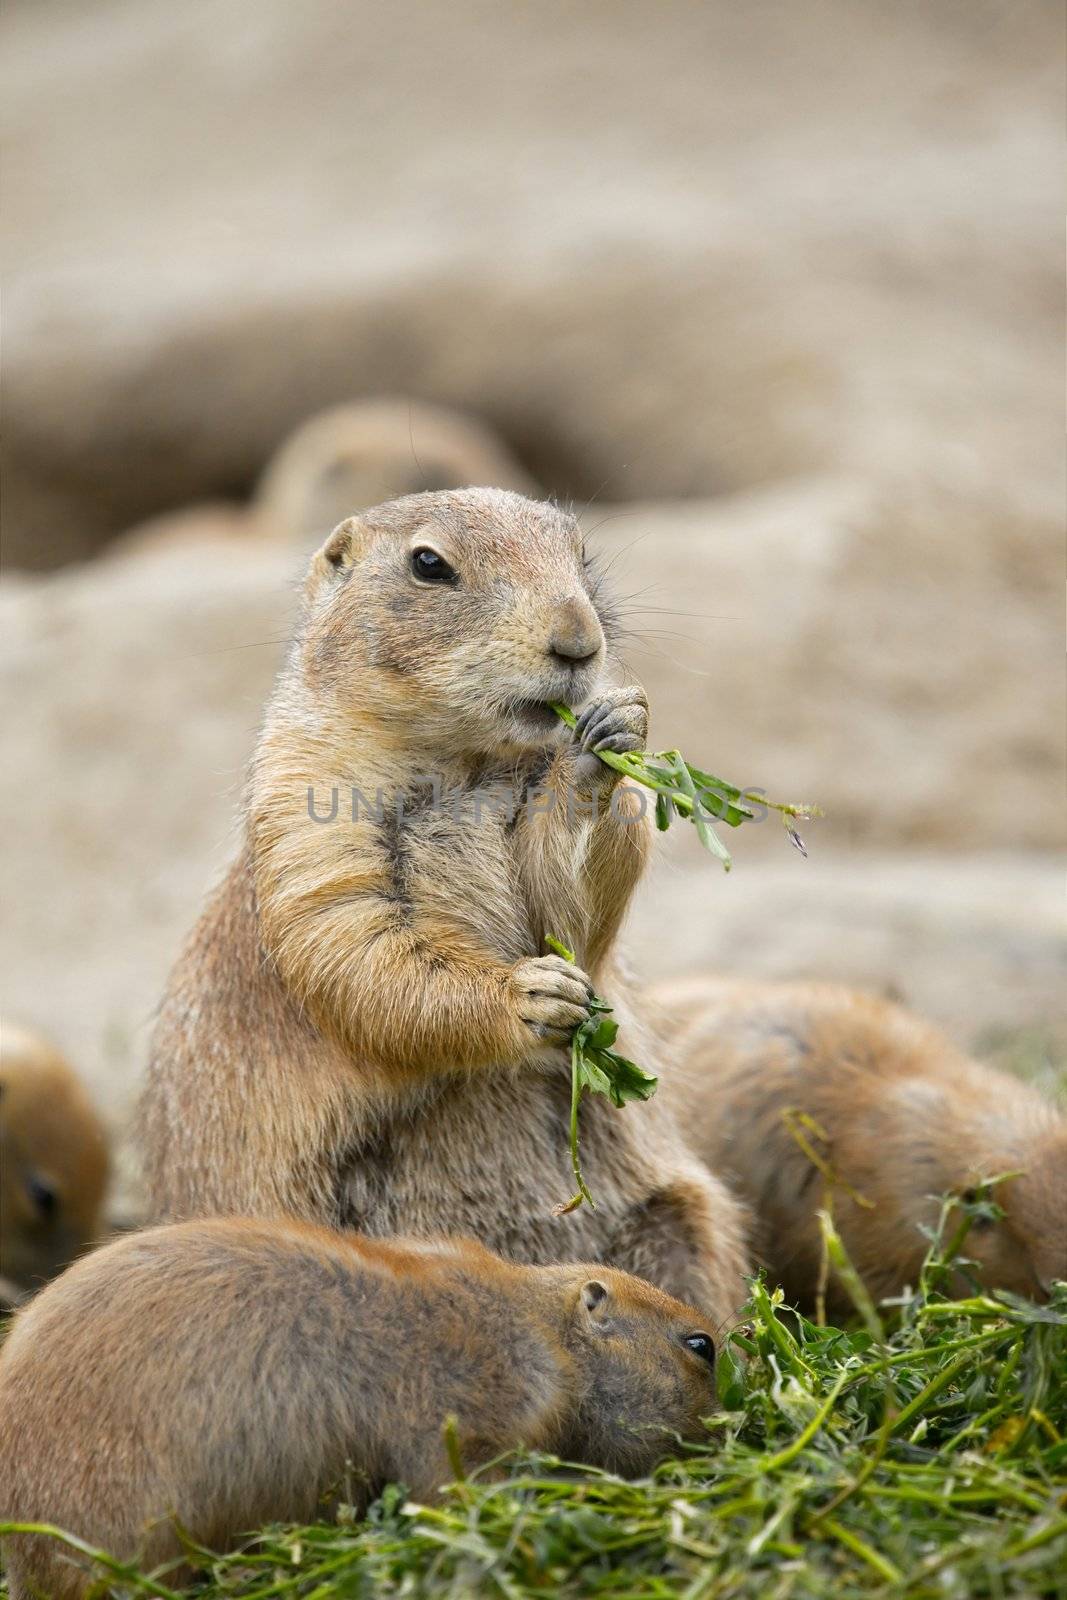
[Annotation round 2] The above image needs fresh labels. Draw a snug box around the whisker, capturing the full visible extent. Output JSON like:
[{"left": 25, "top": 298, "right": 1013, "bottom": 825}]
[
  {"left": 609, "top": 581, "right": 672, "bottom": 608},
  {"left": 613, "top": 604, "right": 744, "bottom": 623},
  {"left": 585, "top": 524, "right": 657, "bottom": 583},
  {"left": 619, "top": 627, "right": 706, "bottom": 645},
  {"left": 581, "top": 509, "right": 644, "bottom": 546},
  {"left": 407, "top": 401, "right": 427, "bottom": 489},
  {"left": 576, "top": 464, "right": 631, "bottom": 520},
  {"left": 613, "top": 631, "right": 711, "bottom": 676},
  {"left": 182, "top": 637, "right": 291, "bottom": 657}
]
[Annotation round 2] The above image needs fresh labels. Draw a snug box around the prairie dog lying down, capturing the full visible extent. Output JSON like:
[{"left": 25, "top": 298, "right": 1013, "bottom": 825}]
[
  {"left": 0, "top": 1219, "right": 719, "bottom": 1598},
  {"left": 650, "top": 977, "right": 1066, "bottom": 1311}
]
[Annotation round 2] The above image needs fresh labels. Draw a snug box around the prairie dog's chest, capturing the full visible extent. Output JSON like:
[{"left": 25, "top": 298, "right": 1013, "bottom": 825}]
[
  {"left": 396, "top": 786, "right": 545, "bottom": 962},
  {"left": 396, "top": 774, "right": 588, "bottom": 960}
]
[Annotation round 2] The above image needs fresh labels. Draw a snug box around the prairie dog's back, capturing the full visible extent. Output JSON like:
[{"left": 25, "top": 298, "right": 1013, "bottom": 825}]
[
  {"left": 651, "top": 978, "right": 1065, "bottom": 1306},
  {"left": 0, "top": 1222, "right": 555, "bottom": 1598},
  {"left": 0, "top": 1219, "right": 718, "bottom": 1599},
  {"left": 653, "top": 976, "right": 1059, "bottom": 1160}
]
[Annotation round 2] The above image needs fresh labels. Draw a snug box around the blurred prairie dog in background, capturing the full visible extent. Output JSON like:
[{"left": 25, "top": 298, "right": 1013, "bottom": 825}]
[
  {"left": 0, "top": 1022, "right": 109, "bottom": 1305},
  {"left": 256, "top": 397, "right": 536, "bottom": 547},
  {"left": 649, "top": 979, "right": 1066, "bottom": 1312},
  {"left": 0, "top": 1219, "right": 719, "bottom": 1599},
  {"left": 113, "top": 397, "right": 535, "bottom": 559}
]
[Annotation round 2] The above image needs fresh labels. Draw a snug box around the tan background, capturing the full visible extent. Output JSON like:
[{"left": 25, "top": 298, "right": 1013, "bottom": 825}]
[{"left": 1, "top": 0, "right": 1063, "bottom": 1206}]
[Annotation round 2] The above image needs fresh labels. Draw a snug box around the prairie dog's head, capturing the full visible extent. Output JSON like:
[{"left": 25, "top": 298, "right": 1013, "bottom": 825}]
[
  {"left": 0, "top": 1024, "right": 110, "bottom": 1293},
  {"left": 299, "top": 489, "right": 615, "bottom": 757},
  {"left": 558, "top": 1266, "right": 716, "bottom": 1475},
  {"left": 949, "top": 1124, "right": 1067, "bottom": 1301}
]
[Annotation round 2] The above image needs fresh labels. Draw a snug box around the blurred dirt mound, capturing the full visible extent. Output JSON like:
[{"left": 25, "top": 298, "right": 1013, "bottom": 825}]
[{"left": 2, "top": 0, "right": 1060, "bottom": 564}]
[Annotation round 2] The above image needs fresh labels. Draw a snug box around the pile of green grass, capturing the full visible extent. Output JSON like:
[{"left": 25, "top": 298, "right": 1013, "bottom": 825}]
[{"left": 6, "top": 1213, "right": 1064, "bottom": 1600}]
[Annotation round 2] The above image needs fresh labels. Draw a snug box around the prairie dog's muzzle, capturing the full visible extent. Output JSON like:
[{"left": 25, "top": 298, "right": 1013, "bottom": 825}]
[{"left": 548, "top": 595, "right": 604, "bottom": 668}]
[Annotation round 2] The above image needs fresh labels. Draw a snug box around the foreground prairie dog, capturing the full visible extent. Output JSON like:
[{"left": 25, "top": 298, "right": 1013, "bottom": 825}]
[
  {"left": 0, "top": 1022, "right": 109, "bottom": 1304},
  {"left": 139, "top": 489, "right": 748, "bottom": 1327},
  {"left": 649, "top": 978, "right": 1066, "bottom": 1310},
  {"left": 0, "top": 1219, "right": 719, "bottom": 1598}
]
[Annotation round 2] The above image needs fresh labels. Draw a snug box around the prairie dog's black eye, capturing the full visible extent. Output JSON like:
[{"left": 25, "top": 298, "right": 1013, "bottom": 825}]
[
  {"left": 411, "top": 546, "right": 457, "bottom": 585},
  {"left": 684, "top": 1332, "right": 715, "bottom": 1366},
  {"left": 26, "top": 1174, "right": 58, "bottom": 1220}
]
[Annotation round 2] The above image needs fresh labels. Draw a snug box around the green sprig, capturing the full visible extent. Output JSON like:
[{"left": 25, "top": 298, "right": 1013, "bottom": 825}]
[
  {"left": 551, "top": 701, "right": 819, "bottom": 870},
  {"left": 544, "top": 935, "right": 657, "bottom": 1215}
]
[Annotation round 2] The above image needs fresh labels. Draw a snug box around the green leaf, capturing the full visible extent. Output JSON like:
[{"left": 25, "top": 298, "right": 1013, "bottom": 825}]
[
  {"left": 546, "top": 934, "right": 659, "bottom": 1213},
  {"left": 663, "top": 748, "right": 733, "bottom": 871},
  {"left": 585, "top": 1015, "right": 619, "bottom": 1051},
  {"left": 716, "top": 1340, "right": 749, "bottom": 1409},
  {"left": 550, "top": 703, "right": 818, "bottom": 860},
  {"left": 587, "top": 1048, "right": 658, "bottom": 1107}
]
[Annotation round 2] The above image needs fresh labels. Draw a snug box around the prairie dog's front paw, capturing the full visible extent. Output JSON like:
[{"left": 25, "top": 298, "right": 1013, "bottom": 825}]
[
  {"left": 510, "top": 954, "right": 593, "bottom": 1045},
  {"left": 572, "top": 686, "right": 649, "bottom": 782}
]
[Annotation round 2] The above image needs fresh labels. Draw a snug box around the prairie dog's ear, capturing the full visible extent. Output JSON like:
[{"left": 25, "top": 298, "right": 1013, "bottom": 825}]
[
  {"left": 580, "top": 1279, "right": 612, "bottom": 1327},
  {"left": 306, "top": 517, "right": 370, "bottom": 592}
]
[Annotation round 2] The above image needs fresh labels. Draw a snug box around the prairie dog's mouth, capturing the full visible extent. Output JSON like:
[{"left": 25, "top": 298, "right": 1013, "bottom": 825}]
[{"left": 507, "top": 698, "right": 563, "bottom": 732}]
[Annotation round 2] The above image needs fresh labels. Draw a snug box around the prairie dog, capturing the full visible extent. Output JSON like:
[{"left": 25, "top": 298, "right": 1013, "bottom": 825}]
[
  {"left": 256, "top": 399, "right": 536, "bottom": 547},
  {"left": 649, "top": 978, "right": 1066, "bottom": 1310},
  {"left": 111, "top": 399, "right": 533, "bottom": 558},
  {"left": 139, "top": 489, "right": 748, "bottom": 1326},
  {"left": 0, "top": 1022, "right": 109, "bottom": 1302},
  {"left": 0, "top": 1219, "right": 719, "bottom": 1598}
]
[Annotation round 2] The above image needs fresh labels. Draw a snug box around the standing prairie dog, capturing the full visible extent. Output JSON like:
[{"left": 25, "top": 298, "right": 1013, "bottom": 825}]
[
  {"left": 0, "top": 1219, "right": 720, "bottom": 1598},
  {"left": 0, "top": 1022, "right": 109, "bottom": 1303},
  {"left": 649, "top": 977, "right": 1066, "bottom": 1310},
  {"left": 139, "top": 489, "right": 748, "bottom": 1326}
]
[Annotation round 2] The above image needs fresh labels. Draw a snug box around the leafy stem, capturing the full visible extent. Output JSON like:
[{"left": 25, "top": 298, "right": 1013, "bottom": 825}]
[
  {"left": 550, "top": 701, "right": 819, "bottom": 870},
  {"left": 544, "top": 935, "right": 657, "bottom": 1216}
]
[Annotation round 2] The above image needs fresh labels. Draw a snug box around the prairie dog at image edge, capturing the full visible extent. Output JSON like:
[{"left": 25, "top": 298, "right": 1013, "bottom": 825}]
[
  {"left": 0, "top": 1022, "right": 109, "bottom": 1303},
  {"left": 138, "top": 488, "right": 749, "bottom": 1327},
  {"left": 648, "top": 978, "right": 1066, "bottom": 1310},
  {"left": 0, "top": 1219, "right": 720, "bottom": 1598}
]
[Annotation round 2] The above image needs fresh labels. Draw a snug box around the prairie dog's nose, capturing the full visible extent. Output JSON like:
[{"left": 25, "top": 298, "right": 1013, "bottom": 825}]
[{"left": 548, "top": 597, "right": 603, "bottom": 667}]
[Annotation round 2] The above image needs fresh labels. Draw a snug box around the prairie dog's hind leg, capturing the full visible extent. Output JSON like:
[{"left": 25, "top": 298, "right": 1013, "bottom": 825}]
[{"left": 606, "top": 1168, "right": 751, "bottom": 1336}]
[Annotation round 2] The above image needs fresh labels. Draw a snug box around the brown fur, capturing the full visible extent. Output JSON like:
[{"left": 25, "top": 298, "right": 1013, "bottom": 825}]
[
  {"left": 138, "top": 489, "right": 749, "bottom": 1327},
  {"left": 0, "top": 1023, "right": 109, "bottom": 1301},
  {"left": 649, "top": 977, "right": 1067, "bottom": 1311},
  {"left": 0, "top": 1219, "right": 718, "bottom": 1598},
  {"left": 256, "top": 398, "right": 536, "bottom": 546}
]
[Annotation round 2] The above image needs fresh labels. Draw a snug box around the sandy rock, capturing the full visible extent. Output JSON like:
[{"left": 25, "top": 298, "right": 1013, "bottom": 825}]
[{"left": 611, "top": 477, "right": 1064, "bottom": 850}]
